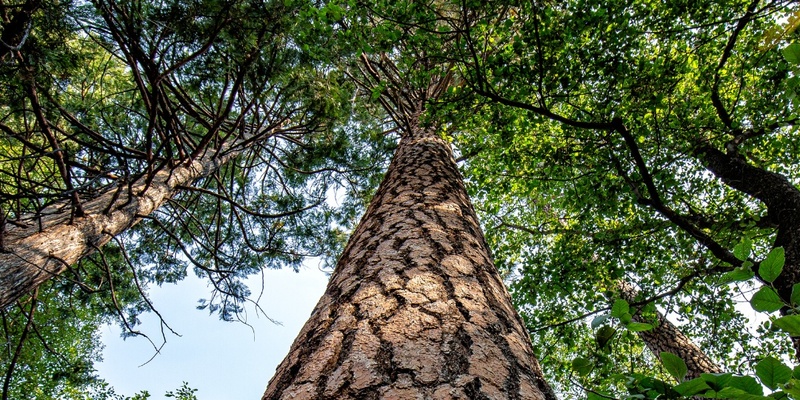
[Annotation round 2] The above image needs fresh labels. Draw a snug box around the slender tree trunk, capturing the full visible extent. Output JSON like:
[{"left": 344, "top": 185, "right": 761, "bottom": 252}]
[
  {"left": 0, "top": 144, "right": 243, "bottom": 309},
  {"left": 618, "top": 281, "right": 721, "bottom": 380},
  {"left": 262, "top": 116, "right": 556, "bottom": 399}
]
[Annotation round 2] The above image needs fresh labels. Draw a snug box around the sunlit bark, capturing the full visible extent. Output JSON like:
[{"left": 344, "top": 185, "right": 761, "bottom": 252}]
[{"left": 262, "top": 115, "right": 556, "bottom": 399}]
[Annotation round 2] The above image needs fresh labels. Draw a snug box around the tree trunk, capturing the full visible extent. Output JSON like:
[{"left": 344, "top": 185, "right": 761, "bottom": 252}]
[
  {"left": 0, "top": 144, "right": 243, "bottom": 309},
  {"left": 262, "top": 116, "right": 556, "bottom": 399},
  {"left": 618, "top": 281, "right": 721, "bottom": 380}
]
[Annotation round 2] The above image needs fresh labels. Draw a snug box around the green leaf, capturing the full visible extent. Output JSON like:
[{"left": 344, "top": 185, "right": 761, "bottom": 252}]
[
  {"left": 774, "top": 315, "right": 800, "bottom": 336},
  {"left": 729, "top": 375, "right": 765, "bottom": 395},
  {"left": 626, "top": 322, "right": 654, "bottom": 332},
  {"left": 784, "top": 378, "right": 800, "bottom": 400},
  {"left": 587, "top": 393, "right": 608, "bottom": 400},
  {"left": 756, "top": 357, "right": 793, "bottom": 390},
  {"left": 660, "top": 352, "right": 688, "bottom": 382},
  {"left": 596, "top": 325, "right": 617, "bottom": 349},
  {"left": 591, "top": 315, "right": 609, "bottom": 328},
  {"left": 702, "top": 373, "right": 733, "bottom": 390},
  {"left": 735, "top": 238, "right": 753, "bottom": 261},
  {"left": 791, "top": 284, "right": 800, "bottom": 307},
  {"left": 751, "top": 286, "right": 785, "bottom": 313},
  {"left": 572, "top": 357, "right": 593, "bottom": 376},
  {"left": 611, "top": 299, "right": 630, "bottom": 319},
  {"left": 717, "top": 387, "right": 770, "bottom": 400},
  {"left": 771, "top": 390, "right": 790, "bottom": 400},
  {"left": 784, "top": 43, "right": 800, "bottom": 65},
  {"left": 722, "top": 265, "right": 755, "bottom": 283},
  {"left": 760, "top": 247, "right": 785, "bottom": 283},
  {"left": 674, "top": 377, "right": 711, "bottom": 396}
]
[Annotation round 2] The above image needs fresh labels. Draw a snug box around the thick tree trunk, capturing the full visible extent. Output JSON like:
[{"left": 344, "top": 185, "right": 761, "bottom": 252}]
[
  {"left": 262, "top": 117, "right": 555, "bottom": 399},
  {"left": 0, "top": 145, "right": 241, "bottom": 309},
  {"left": 618, "top": 281, "right": 721, "bottom": 380}
]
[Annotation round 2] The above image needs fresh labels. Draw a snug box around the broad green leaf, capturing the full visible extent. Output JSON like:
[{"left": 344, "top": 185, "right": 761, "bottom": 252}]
[
  {"left": 717, "top": 387, "right": 770, "bottom": 400},
  {"left": 702, "top": 373, "right": 734, "bottom": 390},
  {"left": 792, "top": 284, "right": 800, "bottom": 307},
  {"left": 735, "top": 238, "right": 753, "bottom": 261},
  {"left": 596, "top": 325, "right": 617, "bottom": 349},
  {"left": 774, "top": 315, "right": 800, "bottom": 336},
  {"left": 729, "top": 375, "right": 765, "bottom": 395},
  {"left": 660, "top": 352, "right": 688, "bottom": 382},
  {"left": 626, "top": 322, "right": 654, "bottom": 332},
  {"left": 760, "top": 247, "right": 785, "bottom": 283},
  {"left": 756, "top": 357, "right": 793, "bottom": 390},
  {"left": 784, "top": 43, "right": 800, "bottom": 65},
  {"left": 572, "top": 357, "right": 593, "bottom": 376},
  {"left": 722, "top": 266, "right": 755, "bottom": 283},
  {"left": 611, "top": 299, "right": 630, "bottom": 319},
  {"left": 674, "top": 377, "right": 711, "bottom": 396},
  {"left": 751, "top": 286, "right": 785, "bottom": 313},
  {"left": 591, "top": 315, "right": 609, "bottom": 328}
]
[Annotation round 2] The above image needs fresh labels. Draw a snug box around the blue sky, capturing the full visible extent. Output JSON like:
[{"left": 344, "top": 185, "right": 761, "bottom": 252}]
[{"left": 96, "top": 265, "right": 330, "bottom": 399}]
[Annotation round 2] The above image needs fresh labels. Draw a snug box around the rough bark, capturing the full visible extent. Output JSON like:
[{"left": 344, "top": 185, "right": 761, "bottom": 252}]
[
  {"left": 262, "top": 117, "right": 556, "bottom": 400},
  {"left": 618, "top": 281, "right": 722, "bottom": 380},
  {"left": 0, "top": 144, "right": 242, "bottom": 309}
]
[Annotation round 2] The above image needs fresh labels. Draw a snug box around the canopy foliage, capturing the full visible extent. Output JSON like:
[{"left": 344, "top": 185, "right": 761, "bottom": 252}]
[{"left": 2, "top": 0, "right": 800, "bottom": 398}]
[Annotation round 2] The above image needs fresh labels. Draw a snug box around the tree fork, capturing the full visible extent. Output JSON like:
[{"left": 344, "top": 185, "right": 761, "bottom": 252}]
[{"left": 262, "top": 116, "right": 555, "bottom": 399}]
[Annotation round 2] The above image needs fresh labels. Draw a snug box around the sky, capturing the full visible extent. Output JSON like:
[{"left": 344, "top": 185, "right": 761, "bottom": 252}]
[{"left": 95, "top": 265, "right": 330, "bottom": 399}]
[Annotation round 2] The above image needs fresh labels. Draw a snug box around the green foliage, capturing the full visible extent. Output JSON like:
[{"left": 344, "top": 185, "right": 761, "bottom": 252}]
[
  {"left": 756, "top": 357, "right": 793, "bottom": 391},
  {"left": 752, "top": 286, "right": 785, "bottom": 313},
  {"left": 165, "top": 382, "right": 198, "bottom": 400},
  {"left": 761, "top": 248, "right": 786, "bottom": 284},
  {"left": 660, "top": 352, "right": 688, "bottom": 382}
]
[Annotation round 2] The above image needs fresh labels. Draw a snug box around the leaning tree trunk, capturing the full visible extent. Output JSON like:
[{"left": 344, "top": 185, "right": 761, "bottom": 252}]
[
  {"left": 0, "top": 142, "right": 245, "bottom": 309},
  {"left": 262, "top": 115, "right": 556, "bottom": 399},
  {"left": 618, "top": 281, "right": 721, "bottom": 380}
]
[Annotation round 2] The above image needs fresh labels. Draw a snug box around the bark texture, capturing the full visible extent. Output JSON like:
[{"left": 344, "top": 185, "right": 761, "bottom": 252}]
[
  {"left": 263, "top": 119, "right": 555, "bottom": 399},
  {"left": 618, "top": 281, "right": 721, "bottom": 380},
  {"left": 0, "top": 146, "right": 240, "bottom": 309}
]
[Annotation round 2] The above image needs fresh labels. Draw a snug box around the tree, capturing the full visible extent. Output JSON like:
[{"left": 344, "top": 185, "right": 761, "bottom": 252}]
[
  {"left": 0, "top": 0, "right": 374, "bottom": 310},
  {"left": 0, "top": 0, "right": 389, "bottom": 395},
  {"left": 443, "top": 0, "right": 800, "bottom": 394},
  {"left": 263, "top": 54, "right": 556, "bottom": 398}
]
